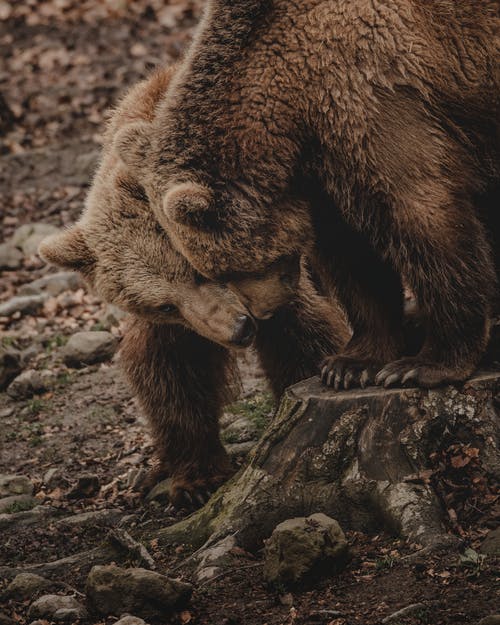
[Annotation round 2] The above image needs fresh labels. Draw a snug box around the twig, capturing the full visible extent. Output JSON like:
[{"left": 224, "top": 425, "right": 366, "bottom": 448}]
[{"left": 198, "top": 562, "right": 262, "bottom": 587}]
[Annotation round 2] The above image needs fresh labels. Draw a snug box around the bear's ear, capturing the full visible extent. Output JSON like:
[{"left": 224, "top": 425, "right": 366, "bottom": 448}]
[
  {"left": 38, "top": 226, "right": 95, "bottom": 271},
  {"left": 113, "top": 121, "right": 152, "bottom": 172},
  {"left": 163, "top": 182, "right": 215, "bottom": 230}
]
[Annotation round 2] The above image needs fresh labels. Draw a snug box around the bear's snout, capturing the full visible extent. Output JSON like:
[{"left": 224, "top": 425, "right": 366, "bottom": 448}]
[{"left": 230, "top": 314, "right": 257, "bottom": 347}]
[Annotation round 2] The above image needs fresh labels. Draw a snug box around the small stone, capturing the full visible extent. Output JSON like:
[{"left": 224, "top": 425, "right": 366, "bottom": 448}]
[
  {"left": 263, "top": 513, "right": 349, "bottom": 586},
  {"left": 85, "top": 565, "right": 192, "bottom": 619},
  {"left": 0, "top": 474, "right": 34, "bottom": 497},
  {"left": 0, "top": 242, "right": 23, "bottom": 270},
  {"left": 2, "top": 573, "right": 51, "bottom": 601},
  {"left": 479, "top": 617, "right": 500, "bottom": 625},
  {"left": 0, "top": 494, "right": 36, "bottom": 514},
  {"left": 67, "top": 474, "right": 100, "bottom": 499},
  {"left": 43, "top": 468, "right": 65, "bottom": 489},
  {"left": 19, "top": 271, "right": 83, "bottom": 296},
  {"left": 12, "top": 223, "right": 59, "bottom": 257},
  {"left": 28, "top": 595, "right": 84, "bottom": 621},
  {"left": 7, "top": 369, "right": 46, "bottom": 399},
  {"left": 114, "top": 616, "right": 147, "bottom": 625},
  {"left": 0, "top": 347, "right": 22, "bottom": 391},
  {"left": 0, "top": 295, "right": 47, "bottom": 317},
  {"left": 62, "top": 331, "right": 118, "bottom": 368},
  {"left": 480, "top": 527, "right": 500, "bottom": 556}
]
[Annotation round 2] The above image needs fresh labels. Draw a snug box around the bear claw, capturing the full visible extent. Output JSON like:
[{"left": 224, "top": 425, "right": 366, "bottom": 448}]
[
  {"left": 320, "top": 356, "right": 380, "bottom": 391},
  {"left": 374, "top": 358, "right": 465, "bottom": 389}
]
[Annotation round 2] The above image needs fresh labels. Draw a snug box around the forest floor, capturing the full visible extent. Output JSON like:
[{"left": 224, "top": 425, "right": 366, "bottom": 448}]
[{"left": 0, "top": 2, "right": 498, "bottom": 624}]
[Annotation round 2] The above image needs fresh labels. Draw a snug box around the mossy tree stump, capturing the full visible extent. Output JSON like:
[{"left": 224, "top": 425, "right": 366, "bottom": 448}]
[{"left": 156, "top": 372, "right": 500, "bottom": 554}]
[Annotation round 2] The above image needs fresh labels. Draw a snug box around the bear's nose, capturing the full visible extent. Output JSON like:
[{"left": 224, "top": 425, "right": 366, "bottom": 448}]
[{"left": 231, "top": 315, "right": 257, "bottom": 347}]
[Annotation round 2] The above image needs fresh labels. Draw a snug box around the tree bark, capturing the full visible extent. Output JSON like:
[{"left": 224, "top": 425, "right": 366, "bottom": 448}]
[{"left": 154, "top": 371, "right": 500, "bottom": 555}]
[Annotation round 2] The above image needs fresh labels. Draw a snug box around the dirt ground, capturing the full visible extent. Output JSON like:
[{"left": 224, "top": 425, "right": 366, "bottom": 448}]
[{"left": 0, "top": 2, "right": 498, "bottom": 625}]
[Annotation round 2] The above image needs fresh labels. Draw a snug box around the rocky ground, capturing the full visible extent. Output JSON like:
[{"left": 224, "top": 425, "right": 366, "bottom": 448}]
[{"left": 0, "top": 2, "right": 499, "bottom": 624}]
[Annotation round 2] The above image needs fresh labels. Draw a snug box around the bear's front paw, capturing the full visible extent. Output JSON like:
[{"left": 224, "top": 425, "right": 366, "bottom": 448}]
[
  {"left": 374, "top": 357, "right": 469, "bottom": 389},
  {"left": 320, "top": 355, "right": 381, "bottom": 390},
  {"left": 169, "top": 472, "right": 232, "bottom": 511}
]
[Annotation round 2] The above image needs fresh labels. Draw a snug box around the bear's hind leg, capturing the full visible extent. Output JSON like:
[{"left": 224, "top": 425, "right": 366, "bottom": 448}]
[
  {"left": 375, "top": 206, "right": 495, "bottom": 388},
  {"left": 120, "top": 317, "right": 237, "bottom": 508}
]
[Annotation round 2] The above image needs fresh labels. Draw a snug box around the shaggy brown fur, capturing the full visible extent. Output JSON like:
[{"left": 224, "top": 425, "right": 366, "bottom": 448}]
[
  {"left": 40, "top": 68, "right": 349, "bottom": 506},
  {"left": 120, "top": 0, "right": 499, "bottom": 390}
]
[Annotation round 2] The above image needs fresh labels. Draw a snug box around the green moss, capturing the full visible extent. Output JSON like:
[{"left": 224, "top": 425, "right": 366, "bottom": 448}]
[
  {"left": 5, "top": 499, "right": 35, "bottom": 514},
  {"left": 27, "top": 398, "right": 48, "bottom": 415},
  {"left": 44, "top": 334, "right": 68, "bottom": 354},
  {"left": 226, "top": 392, "right": 274, "bottom": 433}
]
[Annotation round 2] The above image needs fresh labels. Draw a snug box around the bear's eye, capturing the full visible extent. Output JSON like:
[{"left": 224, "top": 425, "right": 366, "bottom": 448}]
[{"left": 158, "top": 304, "right": 177, "bottom": 314}]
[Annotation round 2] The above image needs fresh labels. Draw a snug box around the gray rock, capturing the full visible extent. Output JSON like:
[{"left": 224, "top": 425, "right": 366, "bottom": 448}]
[
  {"left": 28, "top": 595, "right": 85, "bottom": 621},
  {"left": 195, "top": 535, "right": 237, "bottom": 582},
  {"left": 222, "top": 415, "right": 259, "bottom": 444},
  {"left": 480, "top": 527, "right": 500, "bottom": 556},
  {"left": 0, "top": 295, "right": 47, "bottom": 317},
  {"left": 225, "top": 440, "right": 256, "bottom": 459},
  {"left": 0, "top": 475, "right": 34, "bottom": 497},
  {"left": 85, "top": 565, "right": 192, "bottom": 619},
  {"left": 19, "top": 272, "right": 83, "bottom": 296},
  {"left": 2, "top": 573, "right": 51, "bottom": 601},
  {"left": 0, "top": 494, "right": 36, "bottom": 514},
  {"left": 0, "top": 347, "right": 22, "bottom": 391},
  {"left": 0, "top": 242, "right": 23, "bottom": 270},
  {"left": 7, "top": 369, "right": 46, "bottom": 399},
  {"left": 67, "top": 474, "right": 100, "bottom": 499},
  {"left": 114, "top": 616, "right": 147, "bottom": 625},
  {"left": 55, "top": 509, "right": 123, "bottom": 528},
  {"left": 53, "top": 607, "right": 88, "bottom": 622},
  {"left": 62, "top": 331, "right": 118, "bottom": 368},
  {"left": 11, "top": 223, "right": 59, "bottom": 257},
  {"left": 0, "top": 505, "right": 58, "bottom": 530},
  {"left": 263, "top": 513, "right": 349, "bottom": 586},
  {"left": 479, "top": 617, "right": 500, "bottom": 625}
]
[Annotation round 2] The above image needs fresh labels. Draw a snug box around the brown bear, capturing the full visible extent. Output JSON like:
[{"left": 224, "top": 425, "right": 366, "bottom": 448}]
[
  {"left": 39, "top": 67, "right": 350, "bottom": 507},
  {"left": 117, "top": 0, "right": 500, "bottom": 391}
]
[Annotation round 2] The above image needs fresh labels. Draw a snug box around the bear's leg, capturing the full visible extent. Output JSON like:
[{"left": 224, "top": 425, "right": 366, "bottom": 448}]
[
  {"left": 312, "top": 216, "right": 406, "bottom": 390},
  {"left": 254, "top": 273, "right": 350, "bottom": 396},
  {"left": 120, "top": 317, "right": 237, "bottom": 508},
  {"left": 375, "top": 208, "right": 496, "bottom": 388}
]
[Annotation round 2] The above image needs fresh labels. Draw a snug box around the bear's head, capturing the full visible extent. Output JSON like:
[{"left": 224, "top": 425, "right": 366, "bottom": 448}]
[
  {"left": 115, "top": 121, "right": 314, "bottom": 320},
  {"left": 39, "top": 68, "right": 256, "bottom": 349},
  {"left": 39, "top": 162, "right": 256, "bottom": 349}
]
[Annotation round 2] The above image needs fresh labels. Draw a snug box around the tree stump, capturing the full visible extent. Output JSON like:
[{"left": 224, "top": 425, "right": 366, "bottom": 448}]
[{"left": 156, "top": 371, "right": 500, "bottom": 555}]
